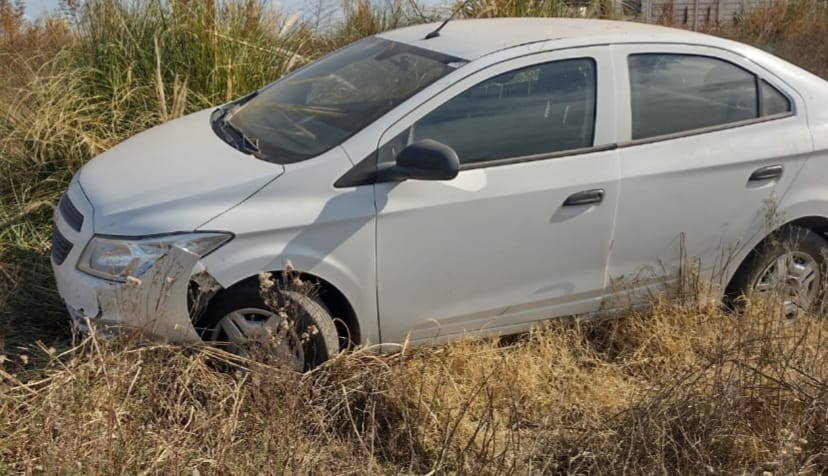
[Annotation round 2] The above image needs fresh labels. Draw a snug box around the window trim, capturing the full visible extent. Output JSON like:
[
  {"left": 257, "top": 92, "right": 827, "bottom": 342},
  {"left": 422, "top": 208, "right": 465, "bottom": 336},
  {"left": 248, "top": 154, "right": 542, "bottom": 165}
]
[
  {"left": 462, "top": 111, "right": 795, "bottom": 161},
  {"left": 616, "top": 111, "right": 794, "bottom": 149},
  {"left": 409, "top": 56, "right": 600, "bottom": 168},
  {"left": 459, "top": 142, "right": 617, "bottom": 171},
  {"left": 335, "top": 125, "right": 615, "bottom": 188},
  {"left": 625, "top": 52, "right": 795, "bottom": 145},
  {"left": 337, "top": 47, "right": 614, "bottom": 188},
  {"left": 758, "top": 78, "right": 794, "bottom": 117}
]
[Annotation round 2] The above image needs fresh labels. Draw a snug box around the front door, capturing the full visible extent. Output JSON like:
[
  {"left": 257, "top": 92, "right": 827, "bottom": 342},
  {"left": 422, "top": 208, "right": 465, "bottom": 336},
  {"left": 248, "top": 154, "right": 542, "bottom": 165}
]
[{"left": 374, "top": 47, "right": 621, "bottom": 343}]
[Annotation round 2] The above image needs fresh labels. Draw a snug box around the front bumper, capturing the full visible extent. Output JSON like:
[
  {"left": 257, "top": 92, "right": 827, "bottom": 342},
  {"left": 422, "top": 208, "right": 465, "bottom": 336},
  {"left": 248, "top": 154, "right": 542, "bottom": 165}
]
[
  {"left": 53, "top": 245, "right": 204, "bottom": 343},
  {"left": 51, "top": 183, "right": 203, "bottom": 343}
]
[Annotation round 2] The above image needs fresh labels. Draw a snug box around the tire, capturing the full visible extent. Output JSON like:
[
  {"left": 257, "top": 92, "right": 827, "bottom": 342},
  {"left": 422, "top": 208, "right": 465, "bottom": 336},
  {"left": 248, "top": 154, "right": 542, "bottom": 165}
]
[
  {"left": 728, "top": 225, "right": 827, "bottom": 319},
  {"left": 196, "top": 283, "right": 340, "bottom": 370}
]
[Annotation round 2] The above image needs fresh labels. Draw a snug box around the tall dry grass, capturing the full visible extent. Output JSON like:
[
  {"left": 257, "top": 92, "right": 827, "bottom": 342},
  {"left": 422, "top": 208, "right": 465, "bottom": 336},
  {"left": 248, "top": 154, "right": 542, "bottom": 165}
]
[
  {"left": 325, "top": 0, "right": 432, "bottom": 45},
  {"left": 460, "top": 0, "right": 612, "bottom": 18},
  {"left": 68, "top": 0, "right": 309, "bottom": 116},
  {"left": 1, "top": 296, "right": 827, "bottom": 473},
  {"left": 723, "top": 0, "right": 828, "bottom": 79}
]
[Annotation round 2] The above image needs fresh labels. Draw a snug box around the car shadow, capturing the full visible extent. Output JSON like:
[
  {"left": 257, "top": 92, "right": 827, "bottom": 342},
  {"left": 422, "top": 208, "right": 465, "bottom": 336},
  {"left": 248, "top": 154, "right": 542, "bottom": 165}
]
[
  {"left": 0, "top": 244, "right": 72, "bottom": 352},
  {"left": 279, "top": 187, "right": 391, "bottom": 273}
]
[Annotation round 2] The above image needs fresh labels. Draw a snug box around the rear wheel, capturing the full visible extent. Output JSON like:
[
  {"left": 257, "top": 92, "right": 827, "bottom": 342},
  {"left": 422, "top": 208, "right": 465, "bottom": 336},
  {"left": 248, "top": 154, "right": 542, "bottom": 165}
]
[
  {"left": 196, "top": 284, "right": 339, "bottom": 371},
  {"left": 728, "top": 226, "right": 827, "bottom": 320}
]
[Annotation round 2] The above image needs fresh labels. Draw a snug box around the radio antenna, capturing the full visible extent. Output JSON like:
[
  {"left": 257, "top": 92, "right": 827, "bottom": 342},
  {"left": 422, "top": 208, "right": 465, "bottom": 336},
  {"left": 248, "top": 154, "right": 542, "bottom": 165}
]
[{"left": 424, "top": 0, "right": 474, "bottom": 40}]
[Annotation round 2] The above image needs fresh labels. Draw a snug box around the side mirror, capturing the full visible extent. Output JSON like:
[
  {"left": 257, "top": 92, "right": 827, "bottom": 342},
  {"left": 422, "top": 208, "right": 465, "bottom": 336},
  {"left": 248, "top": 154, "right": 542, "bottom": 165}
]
[
  {"left": 388, "top": 139, "right": 460, "bottom": 182},
  {"left": 332, "top": 139, "right": 460, "bottom": 188}
]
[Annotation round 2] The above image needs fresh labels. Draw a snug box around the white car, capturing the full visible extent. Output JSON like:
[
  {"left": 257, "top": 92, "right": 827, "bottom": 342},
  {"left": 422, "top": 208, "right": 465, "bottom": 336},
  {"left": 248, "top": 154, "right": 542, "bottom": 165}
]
[{"left": 52, "top": 18, "right": 828, "bottom": 368}]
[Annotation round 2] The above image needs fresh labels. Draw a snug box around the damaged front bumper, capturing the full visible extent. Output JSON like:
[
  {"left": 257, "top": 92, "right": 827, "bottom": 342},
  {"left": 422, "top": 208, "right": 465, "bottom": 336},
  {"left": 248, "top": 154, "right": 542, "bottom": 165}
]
[
  {"left": 53, "top": 245, "right": 214, "bottom": 343},
  {"left": 51, "top": 181, "right": 227, "bottom": 343}
]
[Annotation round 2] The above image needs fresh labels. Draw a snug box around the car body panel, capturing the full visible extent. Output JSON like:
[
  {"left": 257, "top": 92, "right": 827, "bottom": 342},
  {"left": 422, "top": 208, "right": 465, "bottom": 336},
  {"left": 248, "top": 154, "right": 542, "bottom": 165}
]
[
  {"left": 377, "top": 18, "right": 716, "bottom": 60},
  {"left": 605, "top": 43, "right": 815, "bottom": 301},
  {"left": 78, "top": 109, "right": 285, "bottom": 236},
  {"left": 53, "top": 178, "right": 99, "bottom": 316},
  {"left": 376, "top": 152, "right": 620, "bottom": 343},
  {"left": 52, "top": 179, "right": 202, "bottom": 342},
  {"left": 198, "top": 147, "right": 381, "bottom": 344}
]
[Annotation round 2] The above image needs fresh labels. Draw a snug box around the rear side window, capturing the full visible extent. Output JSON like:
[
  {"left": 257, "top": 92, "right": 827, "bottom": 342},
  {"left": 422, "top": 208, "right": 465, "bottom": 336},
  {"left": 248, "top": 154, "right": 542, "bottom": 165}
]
[
  {"left": 628, "top": 54, "right": 762, "bottom": 140},
  {"left": 761, "top": 79, "right": 792, "bottom": 116},
  {"left": 411, "top": 58, "right": 597, "bottom": 165}
]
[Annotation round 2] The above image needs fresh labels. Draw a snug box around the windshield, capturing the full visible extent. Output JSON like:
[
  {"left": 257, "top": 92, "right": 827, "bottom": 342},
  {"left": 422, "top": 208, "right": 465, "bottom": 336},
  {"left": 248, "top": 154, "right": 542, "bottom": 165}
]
[{"left": 219, "top": 37, "right": 464, "bottom": 163}]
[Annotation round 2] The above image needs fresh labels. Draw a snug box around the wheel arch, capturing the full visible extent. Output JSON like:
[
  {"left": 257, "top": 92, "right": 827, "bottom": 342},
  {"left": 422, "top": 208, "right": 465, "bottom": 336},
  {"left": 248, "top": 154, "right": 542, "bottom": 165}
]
[
  {"left": 725, "top": 214, "right": 828, "bottom": 296},
  {"left": 787, "top": 215, "right": 828, "bottom": 237},
  {"left": 203, "top": 270, "right": 362, "bottom": 349}
]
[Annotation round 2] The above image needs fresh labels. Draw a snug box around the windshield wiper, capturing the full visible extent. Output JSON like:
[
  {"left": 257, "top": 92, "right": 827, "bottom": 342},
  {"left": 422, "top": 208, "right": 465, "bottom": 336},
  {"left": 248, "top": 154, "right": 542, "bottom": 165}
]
[
  {"left": 212, "top": 105, "right": 264, "bottom": 158},
  {"left": 222, "top": 118, "right": 262, "bottom": 157},
  {"left": 211, "top": 91, "right": 265, "bottom": 157}
]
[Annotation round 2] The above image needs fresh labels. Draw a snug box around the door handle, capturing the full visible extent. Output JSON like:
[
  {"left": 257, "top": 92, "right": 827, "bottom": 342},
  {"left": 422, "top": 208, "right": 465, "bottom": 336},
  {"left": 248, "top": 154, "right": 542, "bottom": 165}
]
[
  {"left": 563, "top": 189, "right": 605, "bottom": 207},
  {"left": 749, "top": 164, "right": 784, "bottom": 182}
]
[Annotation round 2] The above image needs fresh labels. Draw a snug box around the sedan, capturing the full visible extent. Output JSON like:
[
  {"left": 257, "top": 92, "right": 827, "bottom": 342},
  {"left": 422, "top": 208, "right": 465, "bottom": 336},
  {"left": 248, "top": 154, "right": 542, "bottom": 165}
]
[{"left": 51, "top": 18, "right": 828, "bottom": 369}]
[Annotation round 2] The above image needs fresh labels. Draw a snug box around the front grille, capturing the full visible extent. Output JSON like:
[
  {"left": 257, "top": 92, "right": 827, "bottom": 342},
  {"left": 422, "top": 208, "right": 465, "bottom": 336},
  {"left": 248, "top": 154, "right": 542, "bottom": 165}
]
[
  {"left": 58, "top": 194, "right": 84, "bottom": 232},
  {"left": 51, "top": 226, "right": 73, "bottom": 265}
]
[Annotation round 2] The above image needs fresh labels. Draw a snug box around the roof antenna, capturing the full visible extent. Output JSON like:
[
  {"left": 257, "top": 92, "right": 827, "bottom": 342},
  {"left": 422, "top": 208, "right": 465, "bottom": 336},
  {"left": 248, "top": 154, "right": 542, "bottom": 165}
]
[{"left": 424, "top": 0, "right": 473, "bottom": 40}]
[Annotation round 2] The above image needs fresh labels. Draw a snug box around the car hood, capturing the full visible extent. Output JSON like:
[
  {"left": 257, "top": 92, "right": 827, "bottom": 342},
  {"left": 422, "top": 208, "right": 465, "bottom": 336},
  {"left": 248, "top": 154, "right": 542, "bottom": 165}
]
[{"left": 78, "top": 109, "right": 285, "bottom": 235}]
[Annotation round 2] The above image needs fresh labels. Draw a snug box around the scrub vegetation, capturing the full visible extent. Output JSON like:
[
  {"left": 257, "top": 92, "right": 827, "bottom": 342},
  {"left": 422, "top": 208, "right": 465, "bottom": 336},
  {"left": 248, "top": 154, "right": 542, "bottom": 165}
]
[{"left": 1, "top": 0, "right": 828, "bottom": 473}]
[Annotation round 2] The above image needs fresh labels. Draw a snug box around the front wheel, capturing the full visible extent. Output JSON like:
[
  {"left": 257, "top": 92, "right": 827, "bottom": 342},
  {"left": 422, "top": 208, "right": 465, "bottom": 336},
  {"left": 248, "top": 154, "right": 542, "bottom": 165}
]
[
  {"left": 728, "top": 226, "right": 827, "bottom": 320},
  {"left": 196, "top": 284, "right": 340, "bottom": 371}
]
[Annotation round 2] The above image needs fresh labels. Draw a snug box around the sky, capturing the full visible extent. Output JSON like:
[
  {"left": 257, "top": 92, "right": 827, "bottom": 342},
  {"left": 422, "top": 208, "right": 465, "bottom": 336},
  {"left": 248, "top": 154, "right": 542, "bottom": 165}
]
[
  {"left": 24, "top": 0, "right": 447, "bottom": 20},
  {"left": 23, "top": 0, "right": 56, "bottom": 18}
]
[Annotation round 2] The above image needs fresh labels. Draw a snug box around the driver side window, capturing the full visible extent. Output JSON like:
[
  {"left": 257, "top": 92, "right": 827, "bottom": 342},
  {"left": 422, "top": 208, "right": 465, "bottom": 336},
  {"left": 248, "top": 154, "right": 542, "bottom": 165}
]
[{"left": 405, "top": 58, "right": 597, "bottom": 166}]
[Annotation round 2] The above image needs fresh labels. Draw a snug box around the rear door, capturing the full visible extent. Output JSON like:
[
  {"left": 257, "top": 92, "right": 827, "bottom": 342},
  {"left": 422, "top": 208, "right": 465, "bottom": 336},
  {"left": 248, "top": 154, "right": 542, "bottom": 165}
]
[
  {"left": 374, "top": 47, "right": 621, "bottom": 343},
  {"left": 606, "top": 44, "right": 813, "bottom": 303}
]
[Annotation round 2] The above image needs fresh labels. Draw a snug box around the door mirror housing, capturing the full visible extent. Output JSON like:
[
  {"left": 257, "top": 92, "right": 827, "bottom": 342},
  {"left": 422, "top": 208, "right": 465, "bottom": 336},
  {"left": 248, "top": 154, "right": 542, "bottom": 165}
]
[
  {"left": 333, "top": 139, "right": 460, "bottom": 188},
  {"left": 384, "top": 140, "right": 460, "bottom": 182}
]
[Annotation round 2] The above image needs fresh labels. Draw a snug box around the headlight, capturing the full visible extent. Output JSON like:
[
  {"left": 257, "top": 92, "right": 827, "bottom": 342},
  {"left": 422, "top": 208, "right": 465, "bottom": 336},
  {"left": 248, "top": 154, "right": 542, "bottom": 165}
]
[{"left": 78, "top": 232, "right": 232, "bottom": 282}]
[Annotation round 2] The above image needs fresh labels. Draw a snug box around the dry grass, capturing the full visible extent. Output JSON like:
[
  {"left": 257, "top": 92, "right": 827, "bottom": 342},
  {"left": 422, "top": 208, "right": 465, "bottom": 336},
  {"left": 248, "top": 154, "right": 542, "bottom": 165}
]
[
  {"left": 1, "top": 296, "right": 827, "bottom": 474},
  {"left": 724, "top": 0, "right": 828, "bottom": 79}
]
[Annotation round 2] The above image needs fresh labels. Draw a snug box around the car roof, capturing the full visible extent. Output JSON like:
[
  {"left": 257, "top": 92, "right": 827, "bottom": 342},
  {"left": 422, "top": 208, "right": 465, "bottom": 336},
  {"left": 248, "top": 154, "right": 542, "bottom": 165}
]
[{"left": 377, "top": 18, "right": 718, "bottom": 60}]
